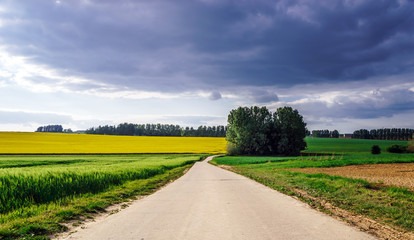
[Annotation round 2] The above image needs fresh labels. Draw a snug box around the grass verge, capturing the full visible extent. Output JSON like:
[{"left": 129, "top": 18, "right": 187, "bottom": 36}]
[
  {"left": 214, "top": 153, "right": 414, "bottom": 167},
  {"left": 0, "top": 164, "right": 193, "bottom": 240}
]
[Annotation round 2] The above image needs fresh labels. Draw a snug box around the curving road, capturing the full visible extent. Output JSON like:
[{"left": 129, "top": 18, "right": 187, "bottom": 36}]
[{"left": 59, "top": 156, "right": 376, "bottom": 240}]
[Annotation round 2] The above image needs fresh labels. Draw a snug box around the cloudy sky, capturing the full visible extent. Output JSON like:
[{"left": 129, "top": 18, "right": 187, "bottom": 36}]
[{"left": 0, "top": 0, "right": 413, "bottom": 133}]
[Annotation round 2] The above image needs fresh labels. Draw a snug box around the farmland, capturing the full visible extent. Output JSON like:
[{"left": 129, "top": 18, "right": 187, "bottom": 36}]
[
  {"left": 292, "top": 163, "right": 414, "bottom": 191},
  {"left": 0, "top": 132, "right": 225, "bottom": 239},
  {"left": 212, "top": 137, "right": 414, "bottom": 236},
  {"left": 2, "top": 134, "right": 414, "bottom": 239},
  {"left": 0, "top": 154, "right": 205, "bottom": 239},
  {"left": 303, "top": 137, "right": 408, "bottom": 154},
  {"left": 0, "top": 132, "right": 226, "bottom": 154}
]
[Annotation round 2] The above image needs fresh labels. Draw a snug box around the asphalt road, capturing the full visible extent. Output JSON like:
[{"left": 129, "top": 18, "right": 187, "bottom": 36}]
[{"left": 59, "top": 156, "right": 376, "bottom": 240}]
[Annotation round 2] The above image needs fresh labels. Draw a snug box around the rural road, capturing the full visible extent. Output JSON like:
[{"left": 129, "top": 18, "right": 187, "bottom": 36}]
[{"left": 59, "top": 156, "right": 376, "bottom": 240}]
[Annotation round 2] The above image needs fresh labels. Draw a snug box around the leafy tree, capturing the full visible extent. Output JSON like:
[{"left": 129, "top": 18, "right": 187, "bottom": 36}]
[
  {"left": 273, "top": 107, "right": 307, "bottom": 155},
  {"left": 226, "top": 106, "right": 272, "bottom": 155},
  {"left": 226, "top": 106, "right": 307, "bottom": 156},
  {"left": 331, "top": 130, "right": 339, "bottom": 138}
]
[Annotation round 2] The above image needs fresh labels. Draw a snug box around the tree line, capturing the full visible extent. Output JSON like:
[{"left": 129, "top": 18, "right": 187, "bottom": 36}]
[
  {"left": 352, "top": 128, "right": 414, "bottom": 140},
  {"left": 85, "top": 123, "right": 227, "bottom": 137},
  {"left": 311, "top": 129, "right": 339, "bottom": 138},
  {"left": 226, "top": 106, "right": 307, "bottom": 156},
  {"left": 36, "top": 125, "right": 73, "bottom": 133}
]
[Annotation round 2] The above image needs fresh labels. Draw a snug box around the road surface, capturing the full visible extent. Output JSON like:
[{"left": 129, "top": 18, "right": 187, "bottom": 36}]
[{"left": 59, "top": 156, "right": 376, "bottom": 240}]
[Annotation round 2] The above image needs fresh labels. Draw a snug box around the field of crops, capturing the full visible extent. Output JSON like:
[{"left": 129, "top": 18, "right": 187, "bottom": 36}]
[
  {"left": 303, "top": 137, "right": 408, "bottom": 154},
  {"left": 0, "top": 154, "right": 204, "bottom": 239},
  {"left": 0, "top": 132, "right": 226, "bottom": 154},
  {"left": 0, "top": 154, "right": 202, "bottom": 214}
]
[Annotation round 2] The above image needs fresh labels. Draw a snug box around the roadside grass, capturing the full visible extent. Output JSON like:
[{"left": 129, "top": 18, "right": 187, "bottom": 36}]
[
  {"left": 0, "top": 165, "right": 192, "bottom": 240},
  {"left": 214, "top": 153, "right": 414, "bottom": 167}
]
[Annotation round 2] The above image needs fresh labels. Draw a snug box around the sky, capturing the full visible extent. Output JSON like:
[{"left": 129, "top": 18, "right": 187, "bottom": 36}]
[{"left": 0, "top": 0, "right": 413, "bottom": 133}]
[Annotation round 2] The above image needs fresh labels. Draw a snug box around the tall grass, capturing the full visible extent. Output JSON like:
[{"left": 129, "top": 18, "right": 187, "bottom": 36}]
[{"left": 0, "top": 154, "right": 201, "bottom": 214}]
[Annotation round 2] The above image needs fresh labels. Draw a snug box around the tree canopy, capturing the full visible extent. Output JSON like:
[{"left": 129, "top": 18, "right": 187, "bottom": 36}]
[
  {"left": 36, "top": 125, "right": 63, "bottom": 133},
  {"left": 85, "top": 123, "right": 227, "bottom": 137},
  {"left": 226, "top": 106, "right": 307, "bottom": 156}
]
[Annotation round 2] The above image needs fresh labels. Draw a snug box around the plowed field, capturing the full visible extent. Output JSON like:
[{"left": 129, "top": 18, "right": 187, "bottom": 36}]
[{"left": 291, "top": 163, "right": 414, "bottom": 191}]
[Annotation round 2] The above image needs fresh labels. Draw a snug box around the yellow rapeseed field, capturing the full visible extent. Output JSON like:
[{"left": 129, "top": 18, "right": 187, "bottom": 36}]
[{"left": 0, "top": 132, "right": 226, "bottom": 154}]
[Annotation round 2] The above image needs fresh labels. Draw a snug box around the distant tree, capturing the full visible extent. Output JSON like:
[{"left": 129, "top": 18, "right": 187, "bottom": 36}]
[
  {"left": 85, "top": 123, "right": 227, "bottom": 137},
  {"left": 331, "top": 130, "right": 339, "bottom": 138},
  {"left": 35, "top": 125, "right": 63, "bottom": 133},
  {"left": 63, "top": 128, "right": 73, "bottom": 133},
  {"left": 371, "top": 145, "right": 381, "bottom": 154},
  {"left": 352, "top": 128, "right": 414, "bottom": 140},
  {"left": 311, "top": 129, "right": 339, "bottom": 138}
]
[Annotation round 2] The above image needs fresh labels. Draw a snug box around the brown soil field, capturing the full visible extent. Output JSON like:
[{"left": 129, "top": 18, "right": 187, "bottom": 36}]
[{"left": 291, "top": 163, "right": 414, "bottom": 191}]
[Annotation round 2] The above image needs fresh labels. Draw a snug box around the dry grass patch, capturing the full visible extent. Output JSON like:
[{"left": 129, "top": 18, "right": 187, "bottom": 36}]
[{"left": 291, "top": 163, "right": 414, "bottom": 191}]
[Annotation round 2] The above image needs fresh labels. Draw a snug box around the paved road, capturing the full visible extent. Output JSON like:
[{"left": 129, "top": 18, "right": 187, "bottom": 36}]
[{"left": 60, "top": 156, "right": 376, "bottom": 240}]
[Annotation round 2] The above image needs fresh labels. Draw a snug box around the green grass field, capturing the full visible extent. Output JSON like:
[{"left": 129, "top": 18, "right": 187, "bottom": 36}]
[
  {"left": 303, "top": 137, "right": 408, "bottom": 154},
  {"left": 0, "top": 154, "right": 204, "bottom": 239},
  {"left": 211, "top": 137, "right": 414, "bottom": 235}
]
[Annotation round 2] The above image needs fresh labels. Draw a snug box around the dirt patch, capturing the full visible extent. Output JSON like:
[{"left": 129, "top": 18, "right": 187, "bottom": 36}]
[
  {"left": 218, "top": 164, "right": 234, "bottom": 171},
  {"left": 292, "top": 188, "right": 414, "bottom": 240},
  {"left": 291, "top": 163, "right": 414, "bottom": 191}
]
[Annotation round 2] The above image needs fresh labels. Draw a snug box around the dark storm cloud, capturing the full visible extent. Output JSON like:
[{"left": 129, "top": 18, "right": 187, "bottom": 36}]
[
  {"left": 0, "top": 0, "right": 413, "bottom": 92},
  {"left": 249, "top": 89, "right": 279, "bottom": 103},
  {"left": 289, "top": 88, "right": 414, "bottom": 120}
]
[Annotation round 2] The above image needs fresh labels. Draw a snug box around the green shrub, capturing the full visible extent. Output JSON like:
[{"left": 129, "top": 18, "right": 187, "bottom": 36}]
[
  {"left": 371, "top": 145, "right": 381, "bottom": 154},
  {"left": 226, "top": 143, "right": 241, "bottom": 156},
  {"left": 407, "top": 142, "right": 414, "bottom": 153},
  {"left": 387, "top": 144, "right": 407, "bottom": 153}
]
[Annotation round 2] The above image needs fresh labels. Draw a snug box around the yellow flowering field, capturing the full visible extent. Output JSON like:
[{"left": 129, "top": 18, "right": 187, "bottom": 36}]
[{"left": 0, "top": 132, "right": 226, "bottom": 154}]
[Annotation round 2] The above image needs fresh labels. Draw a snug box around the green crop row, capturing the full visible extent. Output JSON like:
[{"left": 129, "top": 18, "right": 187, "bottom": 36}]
[{"left": 0, "top": 154, "right": 203, "bottom": 214}]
